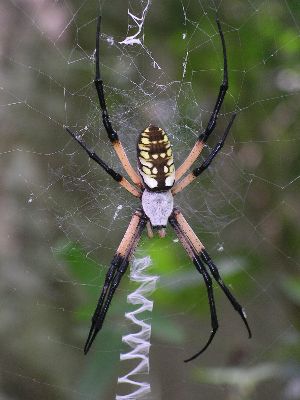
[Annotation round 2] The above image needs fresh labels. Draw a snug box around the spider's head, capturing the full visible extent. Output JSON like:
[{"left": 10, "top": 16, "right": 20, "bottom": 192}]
[
  {"left": 137, "top": 125, "right": 175, "bottom": 191},
  {"left": 141, "top": 189, "right": 173, "bottom": 234}
]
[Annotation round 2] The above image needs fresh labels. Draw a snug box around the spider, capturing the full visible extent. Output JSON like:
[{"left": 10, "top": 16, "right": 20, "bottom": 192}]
[{"left": 65, "top": 17, "right": 252, "bottom": 362}]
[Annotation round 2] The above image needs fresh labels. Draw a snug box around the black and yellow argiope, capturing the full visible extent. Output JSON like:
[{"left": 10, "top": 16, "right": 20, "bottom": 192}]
[{"left": 65, "top": 17, "right": 252, "bottom": 362}]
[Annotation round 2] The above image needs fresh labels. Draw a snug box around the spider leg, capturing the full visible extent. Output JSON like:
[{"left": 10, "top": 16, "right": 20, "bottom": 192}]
[
  {"left": 94, "top": 16, "right": 142, "bottom": 187},
  {"left": 201, "top": 20, "right": 228, "bottom": 143},
  {"left": 184, "top": 260, "right": 218, "bottom": 362},
  {"left": 65, "top": 127, "right": 141, "bottom": 197},
  {"left": 176, "top": 19, "right": 229, "bottom": 181},
  {"left": 169, "top": 211, "right": 219, "bottom": 362},
  {"left": 84, "top": 254, "right": 124, "bottom": 354},
  {"left": 84, "top": 209, "right": 147, "bottom": 354},
  {"left": 172, "top": 114, "right": 236, "bottom": 194},
  {"left": 169, "top": 208, "right": 251, "bottom": 361},
  {"left": 200, "top": 249, "right": 252, "bottom": 338},
  {"left": 146, "top": 221, "right": 154, "bottom": 238}
]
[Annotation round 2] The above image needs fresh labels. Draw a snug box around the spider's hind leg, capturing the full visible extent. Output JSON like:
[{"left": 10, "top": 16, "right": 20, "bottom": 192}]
[
  {"left": 84, "top": 209, "right": 147, "bottom": 354},
  {"left": 169, "top": 208, "right": 252, "bottom": 362},
  {"left": 175, "top": 206, "right": 251, "bottom": 339},
  {"left": 169, "top": 210, "right": 219, "bottom": 362},
  {"left": 200, "top": 249, "right": 252, "bottom": 338}
]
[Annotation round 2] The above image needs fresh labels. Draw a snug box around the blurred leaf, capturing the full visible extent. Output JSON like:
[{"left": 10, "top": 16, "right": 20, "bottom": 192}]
[
  {"left": 78, "top": 330, "right": 121, "bottom": 396},
  {"left": 278, "top": 29, "right": 300, "bottom": 55},
  {"left": 195, "top": 363, "right": 283, "bottom": 386},
  {"left": 281, "top": 276, "right": 300, "bottom": 306},
  {"left": 194, "top": 363, "right": 285, "bottom": 400},
  {"left": 152, "top": 315, "right": 185, "bottom": 344},
  {"left": 55, "top": 241, "right": 101, "bottom": 284}
]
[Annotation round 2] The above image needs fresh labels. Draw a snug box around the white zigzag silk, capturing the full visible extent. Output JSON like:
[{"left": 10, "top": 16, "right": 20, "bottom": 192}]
[{"left": 116, "top": 256, "right": 159, "bottom": 399}]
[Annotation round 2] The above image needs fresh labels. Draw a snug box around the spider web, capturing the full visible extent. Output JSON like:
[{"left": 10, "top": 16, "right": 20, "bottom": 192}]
[{"left": 1, "top": 0, "right": 300, "bottom": 399}]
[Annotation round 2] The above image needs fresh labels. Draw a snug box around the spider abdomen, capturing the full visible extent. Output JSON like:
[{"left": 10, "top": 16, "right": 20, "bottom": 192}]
[{"left": 137, "top": 125, "right": 175, "bottom": 191}]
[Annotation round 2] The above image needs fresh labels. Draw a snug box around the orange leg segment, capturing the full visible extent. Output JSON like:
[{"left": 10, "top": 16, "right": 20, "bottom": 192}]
[
  {"left": 175, "top": 141, "right": 205, "bottom": 182},
  {"left": 114, "top": 140, "right": 142, "bottom": 187}
]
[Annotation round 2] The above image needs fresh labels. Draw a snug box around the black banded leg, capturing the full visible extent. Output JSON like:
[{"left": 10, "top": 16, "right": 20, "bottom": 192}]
[
  {"left": 172, "top": 114, "right": 236, "bottom": 195},
  {"left": 173, "top": 209, "right": 251, "bottom": 338},
  {"left": 200, "top": 249, "right": 252, "bottom": 338},
  {"left": 65, "top": 127, "right": 140, "bottom": 197},
  {"left": 94, "top": 17, "right": 142, "bottom": 186},
  {"left": 169, "top": 213, "right": 219, "bottom": 362},
  {"left": 175, "top": 20, "right": 229, "bottom": 181},
  {"left": 84, "top": 257, "right": 130, "bottom": 354},
  {"left": 84, "top": 209, "right": 147, "bottom": 354},
  {"left": 169, "top": 208, "right": 251, "bottom": 361},
  {"left": 94, "top": 16, "right": 117, "bottom": 143},
  {"left": 84, "top": 254, "right": 125, "bottom": 354},
  {"left": 193, "top": 113, "right": 236, "bottom": 177},
  {"left": 185, "top": 257, "right": 219, "bottom": 362},
  {"left": 201, "top": 19, "right": 228, "bottom": 143}
]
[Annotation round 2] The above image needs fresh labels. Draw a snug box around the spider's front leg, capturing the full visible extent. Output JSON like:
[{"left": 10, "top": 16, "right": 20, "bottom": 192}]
[
  {"left": 84, "top": 209, "right": 147, "bottom": 354},
  {"left": 169, "top": 208, "right": 251, "bottom": 362},
  {"left": 94, "top": 16, "right": 142, "bottom": 187},
  {"left": 175, "top": 19, "right": 230, "bottom": 182}
]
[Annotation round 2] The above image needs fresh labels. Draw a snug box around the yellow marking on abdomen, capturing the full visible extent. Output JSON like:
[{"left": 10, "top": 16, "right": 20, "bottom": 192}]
[
  {"left": 138, "top": 143, "right": 150, "bottom": 151},
  {"left": 139, "top": 157, "right": 153, "bottom": 168},
  {"left": 141, "top": 137, "right": 150, "bottom": 144},
  {"left": 142, "top": 166, "right": 152, "bottom": 175},
  {"left": 140, "top": 151, "right": 150, "bottom": 160},
  {"left": 166, "top": 148, "right": 172, "bottom": 157}
]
